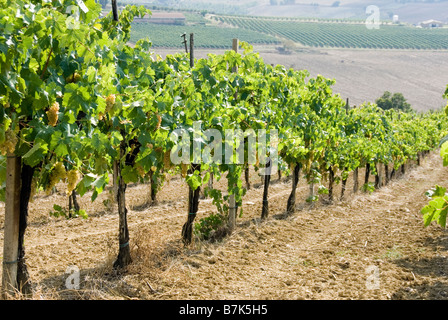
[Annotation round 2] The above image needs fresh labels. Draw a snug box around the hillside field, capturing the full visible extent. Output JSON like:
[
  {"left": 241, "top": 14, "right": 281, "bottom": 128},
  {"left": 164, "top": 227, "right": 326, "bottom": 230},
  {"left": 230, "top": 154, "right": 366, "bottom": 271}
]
[
  {"left": 128, "top": 10, "right": 448, "bottom": 111},
  {"left": 130, "top": 12, "right": 448, "bottom": 50},
  {"left": 214, "top": 15, "right": 448, "bottom": 50},
  {"left": 154, "top": 46, "right": 448, "bottom": 112}
]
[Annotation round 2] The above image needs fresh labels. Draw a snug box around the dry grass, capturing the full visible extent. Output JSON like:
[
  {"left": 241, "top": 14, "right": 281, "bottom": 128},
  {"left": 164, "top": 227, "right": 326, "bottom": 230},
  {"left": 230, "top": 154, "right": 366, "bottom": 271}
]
[{"left": 1, "top": 152, "right": 448, "bottom": 300}]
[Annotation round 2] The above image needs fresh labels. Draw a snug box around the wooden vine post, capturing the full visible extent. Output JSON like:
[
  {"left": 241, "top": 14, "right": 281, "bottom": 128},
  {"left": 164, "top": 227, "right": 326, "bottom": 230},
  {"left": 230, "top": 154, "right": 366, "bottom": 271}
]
[
  {"left": 390, "top": 166, "right": 396, "bottom": 180},
  {"left": 374, "top": 163, "right": 383, "bottom": 189},
  {"left": 328, "top": 166, "right": 335, "bottom": 203},
  {"left": 286, "top": 163, "right": 301, "bottom": 214},
  {"left": 244, "top": 163, "right": 250, "bottom": 190},
  {"left": 68, "top": 190, "right": 80, "bottom": 216},
  {"left": 112, "top": 160, "right": 118, "bottom": 202},
  {"left": 109, "top": 2, "right": 131, "bottom": 269},
  {"left": 227, "top": 38, "right": 239, "bottom": 233},
  {"left": 353, "top": 166, "right": 359, "bottom": 193},
  {"left": 2, "top": 153, "right": 34, "bottom": 297},
  {"left": 340, "top": 173, "right": 348, "bottom": 200},
  {"left": 17, "top": 163, "right": 34, "bottom": 295},
  {"left": 148, "top": 170, "right": 157, "bottom": 204},
  {"left": 113, "top": 138, "right": 132, "bottom": 269},
  {"left": 189, "top": 33, "right": 194, "bottom": 68},
  {"left": 181, "top": 33, "right": 188, "bottom": 54},
  {"left": 384, "top": 163, "right": 390, "bottom": 185},
  {"left": 182, "top": 33, "right": 201, "bottom": 245},
  {"left": 340, "top": 98, "right": 349, "bottom": 200},
  {"left": 111, "top": 0, "right": 118, "bottom": 21},
  {"left": 110, "top": 0, "right": 119, "bottom": 208},
  {"left": 182, "top": 164, "right": 201, "bottom": 245},
  {"left": 364, "top": 162, "right": 371, "bottom": 190},
  {"left": 1, "top": 155, "right": 21, "bottom": 298},
  {"left": 261, "top": 157, "right": 272, "bottom": 220},
  {"left": 352, "top": 99, "right": 359, "bottom": 194}
]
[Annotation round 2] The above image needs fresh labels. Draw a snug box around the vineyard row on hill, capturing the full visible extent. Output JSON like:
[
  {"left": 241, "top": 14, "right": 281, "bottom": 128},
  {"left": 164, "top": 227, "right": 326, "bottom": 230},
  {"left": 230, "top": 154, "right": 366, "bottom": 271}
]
[
  {"left": 214, "top": 15, "right": 448, "bottom": 50},
  {"left": 130, "top": 23, "right": 281, "bottom": 48}
]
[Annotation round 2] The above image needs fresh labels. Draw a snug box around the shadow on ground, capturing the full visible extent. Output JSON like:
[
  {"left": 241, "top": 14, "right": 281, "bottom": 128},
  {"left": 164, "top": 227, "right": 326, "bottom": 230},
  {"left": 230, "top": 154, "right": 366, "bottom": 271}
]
[{"left": 391, "top": 233, "right": 448, "bottom": 300}]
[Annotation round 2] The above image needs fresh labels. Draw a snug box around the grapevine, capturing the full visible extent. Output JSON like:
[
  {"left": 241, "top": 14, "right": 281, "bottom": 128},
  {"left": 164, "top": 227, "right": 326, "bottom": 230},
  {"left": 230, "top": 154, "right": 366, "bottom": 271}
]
[{"left": 0, "top": 0, "right": 447, "bottom": 293}]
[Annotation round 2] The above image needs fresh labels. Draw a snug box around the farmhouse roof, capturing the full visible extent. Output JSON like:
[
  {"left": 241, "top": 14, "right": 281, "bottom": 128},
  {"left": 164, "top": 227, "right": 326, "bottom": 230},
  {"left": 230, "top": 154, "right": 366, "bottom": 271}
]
[
  {"left": 421, "top": 19, "right": 444, "bottom": 24},
  {"left": 150, "top": 12, "right": 186, "bottom": 19}
]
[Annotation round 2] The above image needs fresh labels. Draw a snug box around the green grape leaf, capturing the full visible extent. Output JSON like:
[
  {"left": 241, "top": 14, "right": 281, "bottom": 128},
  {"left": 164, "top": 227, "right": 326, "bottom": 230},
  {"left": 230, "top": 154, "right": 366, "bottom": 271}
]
[
  {"left": 440, "top": 141, "right": 448, "bottom": 167},
  {"left": 122, "top": 166, "right": 139, "bottom": 184},
  {"left": 22, "top": 142, "right": 48, "bottom": 167},
  {"left": 421, "top": 193, "right": 448, "bottom": 228},
  {"left": 186, "top": 171, "right": 202, "bottom": 191}
]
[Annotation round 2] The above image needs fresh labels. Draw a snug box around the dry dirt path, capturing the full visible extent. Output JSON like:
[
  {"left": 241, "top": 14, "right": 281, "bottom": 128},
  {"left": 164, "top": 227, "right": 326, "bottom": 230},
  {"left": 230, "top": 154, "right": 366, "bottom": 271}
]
[{"left": 1, "top": 151, "right": 448, "bottom": 300}]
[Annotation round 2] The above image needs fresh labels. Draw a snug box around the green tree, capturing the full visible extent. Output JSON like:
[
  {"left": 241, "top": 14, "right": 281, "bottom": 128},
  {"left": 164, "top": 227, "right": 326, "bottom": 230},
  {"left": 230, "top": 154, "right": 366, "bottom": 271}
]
[{"left": 375, "top": 91, "right": 412, "bottom": 112}]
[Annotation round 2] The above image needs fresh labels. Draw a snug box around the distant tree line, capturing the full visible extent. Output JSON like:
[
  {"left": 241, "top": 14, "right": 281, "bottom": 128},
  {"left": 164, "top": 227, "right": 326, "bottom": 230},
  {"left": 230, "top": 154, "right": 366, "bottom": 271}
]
[{"left": 376, "top": 91, "right": 413, "bottom": 112}]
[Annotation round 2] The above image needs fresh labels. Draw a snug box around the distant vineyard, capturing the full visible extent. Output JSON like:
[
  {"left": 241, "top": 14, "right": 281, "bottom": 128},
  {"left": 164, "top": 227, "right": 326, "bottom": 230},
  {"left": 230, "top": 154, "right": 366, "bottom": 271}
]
[
  {"left": 215, "top": 15, "right": 448, "bottom": 50},
  {"left": 130, "top": 23, "right": 281, "bottom": 48}
]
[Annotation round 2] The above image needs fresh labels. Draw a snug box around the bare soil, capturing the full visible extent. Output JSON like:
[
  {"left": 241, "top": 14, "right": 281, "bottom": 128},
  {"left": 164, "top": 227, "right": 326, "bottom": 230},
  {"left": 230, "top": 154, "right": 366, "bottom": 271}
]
[
  {"left": 1, "top": 151, "right": 448, "bottom": 300},
  {"left": 259, "top": 47, "right": 448, "bottom": 113}
]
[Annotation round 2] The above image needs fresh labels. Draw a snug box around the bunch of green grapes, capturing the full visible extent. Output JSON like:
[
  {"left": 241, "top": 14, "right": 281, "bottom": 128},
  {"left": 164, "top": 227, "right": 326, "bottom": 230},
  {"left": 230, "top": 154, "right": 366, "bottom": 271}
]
[
  {"left": 156, "top": 114, "right": 162, "bottom": 130},
  {"left": 65, "top": 72, "right": 81, "bottom": 84},
  {"left": 0, "top": 129, "right": 18, "bottom": 155},
  {"left": 163, "top": 150, "right": 172, "bottom": 170},
  {"left": 29, "top": 177, "right": 38, "bottom": 203},
  {"left": 181, "top": 163, "right": 188, "bottom": 178},
  {"left": 46, "top": 162, "right": 66, "bottom": 193},
  {"left": 66, "top": 169, "right": 80, "bottom": 195},
  {"left": 136, "top": 164, "right": 146, "bottom": 178},
  {"left": 105, "top": 94, "right": 116, "bottom": 114},
  {"left": 46, "top": 102, "right": 59, "bottom": 127}
]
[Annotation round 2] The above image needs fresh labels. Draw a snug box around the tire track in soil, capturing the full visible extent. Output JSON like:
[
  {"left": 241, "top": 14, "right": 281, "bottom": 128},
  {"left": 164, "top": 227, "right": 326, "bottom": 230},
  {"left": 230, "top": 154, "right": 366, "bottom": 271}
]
[
  {"left": 2, "top": 152, "right": 448, "bottom": 299},
  {"left": 23, "top": 181, "right": 294, "bottom": 250},
  {"left": 135, "top": 151, "right": 448, "bottom": 300}
]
